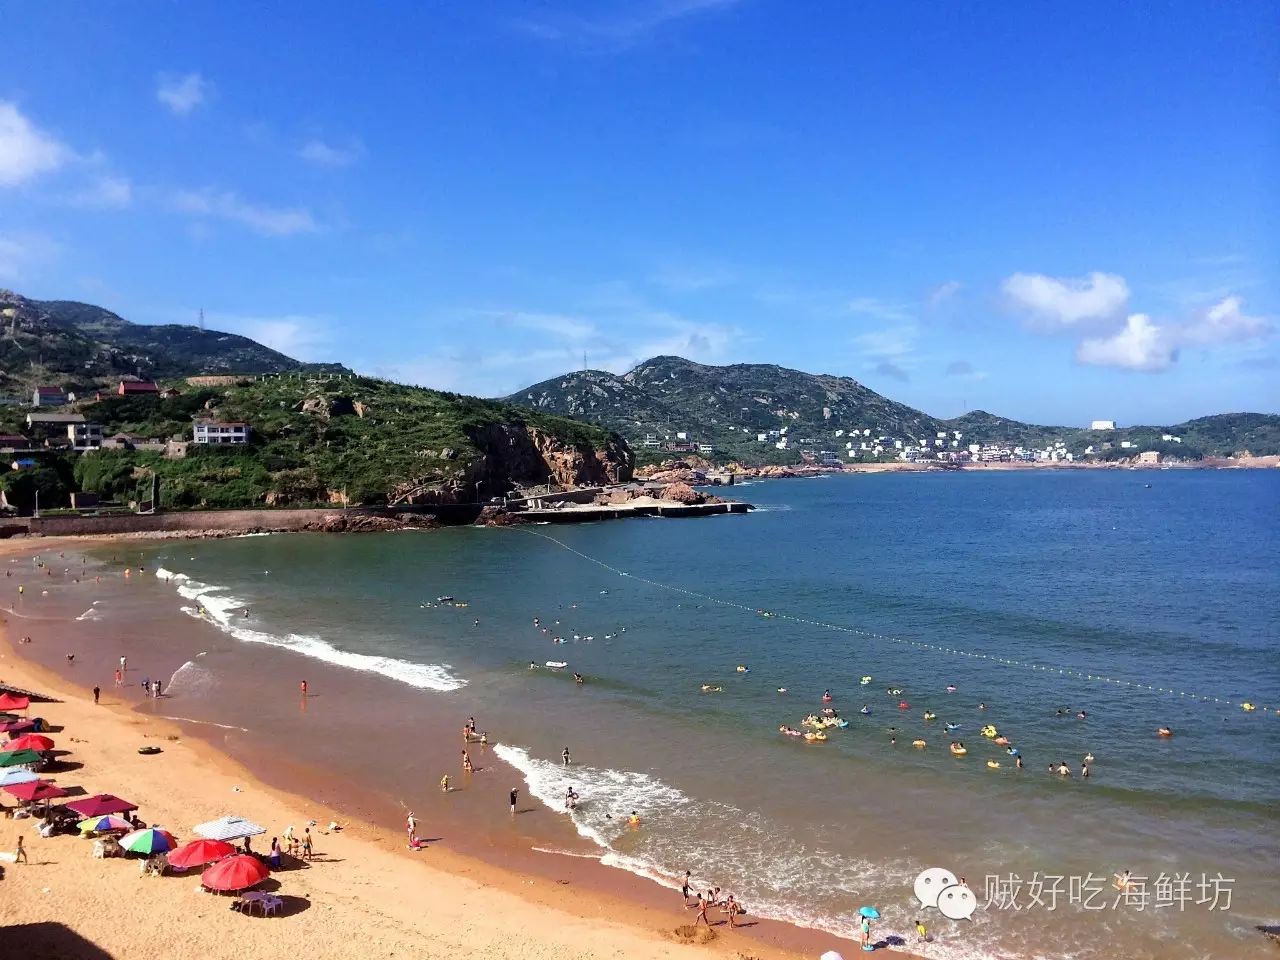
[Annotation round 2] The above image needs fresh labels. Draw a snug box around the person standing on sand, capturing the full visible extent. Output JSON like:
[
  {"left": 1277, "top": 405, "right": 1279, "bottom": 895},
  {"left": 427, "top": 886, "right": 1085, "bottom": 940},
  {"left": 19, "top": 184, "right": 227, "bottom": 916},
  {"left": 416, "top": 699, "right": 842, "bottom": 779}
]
[
  {"left": 300, "top": 680, "right": 308, "bottom": 697},
  {"left": 440, "top": 775, "right": 450, "bottom": 792},
  {"left": 509, "top": 788, "right": 519, "bottom": 814},
  {"left": 119, "top": 655, "right": 127, "bottom": 672},
  {"left": 92, "top": 686, "right": 100, "bottom": 704},
  {"left": 681, "top": 870, "right": 692, "bottom": 906},
  {"left": 860, "top": 915, "right": 872, "bottom": 950},
  {"left": 269, "top": 837, "right": 282, "bottom": 869},
  {"left": 406, "top": 812, "right": 416, "bottom": 837},
  {"left": 694, "top": 894, "right": 710, "bottom": 926},
  {"left": 14, "top": 835, "right": 27, "bottom": 864},
  {"left": 461, "top": 750, "right": 473, "bottom": 772},
  {"left": 302, "top": 830, "right": 313, "bottom": 861},
  {"left": 726, "top": 895, "right": 741, "bottom": 927}
]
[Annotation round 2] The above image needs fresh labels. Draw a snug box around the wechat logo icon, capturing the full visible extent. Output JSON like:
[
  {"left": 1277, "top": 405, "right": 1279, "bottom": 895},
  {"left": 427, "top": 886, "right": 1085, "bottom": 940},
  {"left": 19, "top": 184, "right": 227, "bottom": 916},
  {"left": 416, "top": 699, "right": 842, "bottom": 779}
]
[{"left": 915, "top": 867, "right": 977, "bottom": 920}]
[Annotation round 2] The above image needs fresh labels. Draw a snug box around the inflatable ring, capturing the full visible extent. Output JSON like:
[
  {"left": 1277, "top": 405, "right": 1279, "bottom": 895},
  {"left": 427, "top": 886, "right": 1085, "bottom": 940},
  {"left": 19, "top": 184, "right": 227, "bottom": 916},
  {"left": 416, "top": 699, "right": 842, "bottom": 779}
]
[
  {"left": 912, "top": 739, "right": 927, "bottom": 748},
  {"left": 986, "top": 760, "right": 1000, "bottom": 769},
  {"left": 1242, "top": 703, "right": 1256, "bottom": 712},
  {"left": 949, "top": 745, "right": 967, "bottom": 756},
  {"left": 860, "top": 676, "right": 872, "bottom": 685},
  {"left": 137, "top": 746, "right": 162, "bottom": 755}
]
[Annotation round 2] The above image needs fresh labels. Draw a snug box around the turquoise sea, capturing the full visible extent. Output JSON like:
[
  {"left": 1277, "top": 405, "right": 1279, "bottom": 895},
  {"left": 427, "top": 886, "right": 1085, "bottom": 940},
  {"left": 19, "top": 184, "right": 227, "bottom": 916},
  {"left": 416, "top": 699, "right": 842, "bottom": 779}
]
[{"left": 60, "top": 469, "right": 1280, "bottom": 959}]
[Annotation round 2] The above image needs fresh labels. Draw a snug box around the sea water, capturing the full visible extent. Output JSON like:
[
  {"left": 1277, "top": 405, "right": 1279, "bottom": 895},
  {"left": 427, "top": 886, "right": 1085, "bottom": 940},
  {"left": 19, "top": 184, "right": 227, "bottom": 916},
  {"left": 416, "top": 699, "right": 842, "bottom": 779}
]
[{"left": 95, "top": 470, "right": 1280, "bottom": 958}]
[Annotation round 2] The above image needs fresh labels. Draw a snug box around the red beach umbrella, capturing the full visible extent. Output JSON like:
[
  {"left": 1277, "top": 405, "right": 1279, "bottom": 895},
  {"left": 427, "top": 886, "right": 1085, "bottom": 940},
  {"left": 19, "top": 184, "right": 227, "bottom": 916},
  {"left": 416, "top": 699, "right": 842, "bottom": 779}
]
[
  {"left": 6, "top": 733, "right": 53, "bottom": 753},
  {"left": 3, "top": 779, "right": 69, "bottom": 802},
  {"left": 0, "top": 693, "right": 30, "bottom": 711},
  {"left": 201, "top": 853, "right": 269, "bottom": 892},
  {"left": 63, "top": 794, "right": 138, "bottom": 817},
  {"left": 168, "top": 838, "right": 237, "bottom": 869}
]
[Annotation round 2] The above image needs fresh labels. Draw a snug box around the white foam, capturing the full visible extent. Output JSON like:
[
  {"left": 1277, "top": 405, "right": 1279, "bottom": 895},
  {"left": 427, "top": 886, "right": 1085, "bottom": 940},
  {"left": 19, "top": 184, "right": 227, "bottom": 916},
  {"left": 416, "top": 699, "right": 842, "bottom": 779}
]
[
  {"left": 492, "top": 744, "right": 971, "bottom": 950},
  {"left": 158, "top": 565, "right": 468, "bottom": 693},
  {"left": 75, "top": 601, "right": 102, "bottom": 621}
]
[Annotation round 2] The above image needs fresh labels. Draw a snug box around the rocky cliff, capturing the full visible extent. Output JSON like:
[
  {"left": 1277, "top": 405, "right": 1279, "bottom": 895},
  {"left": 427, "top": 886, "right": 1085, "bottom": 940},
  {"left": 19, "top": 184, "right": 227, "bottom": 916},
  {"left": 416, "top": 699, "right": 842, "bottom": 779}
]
[{"left": 473, "top": 422, "right": 634, "bottom": 491}]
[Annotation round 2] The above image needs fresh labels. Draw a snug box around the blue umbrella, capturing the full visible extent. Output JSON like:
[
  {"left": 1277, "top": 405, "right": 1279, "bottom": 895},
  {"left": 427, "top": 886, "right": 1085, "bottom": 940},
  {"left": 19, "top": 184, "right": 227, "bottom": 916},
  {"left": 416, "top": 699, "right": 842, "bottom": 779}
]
[{"left": 859, "top": 906, "right": 881, "bottom": 919}]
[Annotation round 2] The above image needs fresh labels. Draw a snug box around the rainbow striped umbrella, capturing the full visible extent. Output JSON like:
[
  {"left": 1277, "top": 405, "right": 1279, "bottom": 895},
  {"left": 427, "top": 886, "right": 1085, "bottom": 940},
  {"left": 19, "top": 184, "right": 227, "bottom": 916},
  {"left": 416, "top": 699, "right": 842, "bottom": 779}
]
[
  {"left": 119, "top": 828, "right": 178, "bottom": 855},
  {"left": 78, "top": 815, "right": 134, "bottom": 834}
]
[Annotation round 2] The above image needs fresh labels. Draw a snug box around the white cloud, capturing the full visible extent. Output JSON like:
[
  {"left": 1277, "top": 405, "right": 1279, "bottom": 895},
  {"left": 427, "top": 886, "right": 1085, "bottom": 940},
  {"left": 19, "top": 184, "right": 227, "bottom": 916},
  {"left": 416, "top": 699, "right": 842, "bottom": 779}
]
[
  {"left": 1180, "top": 295, "right": 1269, "bottom": 346},
  {"left": 1076, "top": 314, "right": 1176, "bottom": 372},
  {"left": 650, "top": 262, "right": 735, "bottom": 292},
  {"left": 298, "top": 139, "right": 363, "bottom": 167},
  {"left": 171, "top": 188, "right": 317, "bottom": 236},
  {"left": 847, "top": 296, "right": 916, "bottom": 324},
  {"left": 853, "top": 324, "right": 917, "bottom": 359},
  {"left": 515, "top": 0, "right": 742, "bottom": 49},
  {"left": 209, "top": 313, "right": 333, "bottom": 361},
  {"left": 0, "top": 101, "right": 69, "bottom": 186},
  {"left": 1002, "top": 271, "right": 1130, "bottom": 328},
  {"left": 156, "top": 72, "right": 209, "bottom": 115},
  {"left": 0, "top": 232, "right": 60, "bottom": 283},
  {"left": 491, "top": 311, "right": 598, "bottom": 342},
  {"left": 928, "top": 280, "right": 962, "bottom": 306},
  {"left": 65, "top": 175, "right": 133, "bottom": 209}
]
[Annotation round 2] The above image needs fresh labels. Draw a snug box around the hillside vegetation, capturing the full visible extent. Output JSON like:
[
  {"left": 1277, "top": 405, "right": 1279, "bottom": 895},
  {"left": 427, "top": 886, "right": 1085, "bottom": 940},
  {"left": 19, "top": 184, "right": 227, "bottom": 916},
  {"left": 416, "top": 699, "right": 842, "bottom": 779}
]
[
  {"left": 1, "top": 375, "right": 631, "bottom": 512},
  {"left": 509, "top": 356, "right": 1280, "bottom": 462}
]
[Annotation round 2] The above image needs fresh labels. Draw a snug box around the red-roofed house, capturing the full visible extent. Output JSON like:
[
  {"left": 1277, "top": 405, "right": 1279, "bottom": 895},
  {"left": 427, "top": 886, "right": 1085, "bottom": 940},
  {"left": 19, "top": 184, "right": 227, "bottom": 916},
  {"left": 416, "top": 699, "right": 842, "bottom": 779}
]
[
  {"left": 31, "top": 386, "right": 67, "bottom": 407},
  {"left": 118, "top": 380, "right": 160, "bottom": 396}
]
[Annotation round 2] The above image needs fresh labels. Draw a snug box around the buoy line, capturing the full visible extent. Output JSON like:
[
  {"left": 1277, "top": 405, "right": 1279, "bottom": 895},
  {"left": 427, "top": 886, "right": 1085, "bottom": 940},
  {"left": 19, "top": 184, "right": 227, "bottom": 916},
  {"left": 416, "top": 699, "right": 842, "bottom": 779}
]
[{"left": 517, "top": 528, "right": 1275, "bottom": 714}]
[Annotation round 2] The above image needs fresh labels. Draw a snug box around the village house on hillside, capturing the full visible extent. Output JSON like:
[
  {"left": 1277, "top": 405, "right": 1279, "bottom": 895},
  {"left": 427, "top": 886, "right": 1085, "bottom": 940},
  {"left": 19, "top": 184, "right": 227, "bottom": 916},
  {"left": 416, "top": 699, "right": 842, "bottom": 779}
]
[
  {"left": 31, "top": 385, "right": 67, "bottom": 407},
  {"left": 193, "top": 420, "right": 250, "bottom": 445}
]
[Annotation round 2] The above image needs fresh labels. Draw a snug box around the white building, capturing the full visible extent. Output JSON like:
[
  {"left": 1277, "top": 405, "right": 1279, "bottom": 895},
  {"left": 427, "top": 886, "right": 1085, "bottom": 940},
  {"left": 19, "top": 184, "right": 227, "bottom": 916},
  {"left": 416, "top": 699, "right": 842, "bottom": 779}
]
[
  {"left": 67, "top": 422, "right": 103, "bottom": 450},
  {"left": 193, "top": 421, "right": 250, "bottom": 445},
  {"left": 1090, "top": 420, "right": 1117, "bottom": 431},
  {"left": 642, "top": 434, "right": 661, "bottom": 448}
]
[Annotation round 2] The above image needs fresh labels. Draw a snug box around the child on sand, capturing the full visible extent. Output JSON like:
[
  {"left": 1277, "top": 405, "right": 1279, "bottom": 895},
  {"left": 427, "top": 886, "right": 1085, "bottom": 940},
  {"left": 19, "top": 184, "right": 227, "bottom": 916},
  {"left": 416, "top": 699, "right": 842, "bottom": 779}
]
[
  {"left": 440, "top": 775, "right": 450, "bottom": 792},
  {"left": 694, "top": 895, "right": 710, "bottom": 926}
]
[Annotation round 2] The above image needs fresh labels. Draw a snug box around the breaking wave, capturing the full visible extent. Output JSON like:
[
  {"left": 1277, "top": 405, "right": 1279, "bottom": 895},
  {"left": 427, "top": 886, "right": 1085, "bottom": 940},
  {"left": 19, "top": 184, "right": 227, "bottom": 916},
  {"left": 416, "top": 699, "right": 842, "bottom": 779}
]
[{"left": 154, "top": 567, "right": 467, "bottom": 692}]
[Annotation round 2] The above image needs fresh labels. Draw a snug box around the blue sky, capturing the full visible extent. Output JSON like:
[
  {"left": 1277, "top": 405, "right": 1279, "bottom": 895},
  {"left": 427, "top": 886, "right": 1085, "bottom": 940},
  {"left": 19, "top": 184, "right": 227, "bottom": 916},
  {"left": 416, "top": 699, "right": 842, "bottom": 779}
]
[{"left": 1, "top": 1, "right": 1276, "bottom": 425}]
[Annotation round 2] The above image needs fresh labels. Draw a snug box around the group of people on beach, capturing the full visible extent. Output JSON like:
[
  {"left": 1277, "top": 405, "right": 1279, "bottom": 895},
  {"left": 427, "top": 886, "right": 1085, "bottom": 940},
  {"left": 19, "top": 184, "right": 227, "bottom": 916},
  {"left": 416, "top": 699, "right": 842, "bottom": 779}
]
[{"left": 682, "top": 871, "right": 746, "bottom": 928}]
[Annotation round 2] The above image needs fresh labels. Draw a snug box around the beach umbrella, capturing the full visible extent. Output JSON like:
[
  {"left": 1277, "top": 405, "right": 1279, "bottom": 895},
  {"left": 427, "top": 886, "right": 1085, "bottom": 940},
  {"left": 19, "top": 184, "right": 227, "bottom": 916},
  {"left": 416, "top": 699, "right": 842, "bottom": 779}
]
[
  {"left": 820, "top": 952, "right": 846, "bottom": 960},
  {"left": 201, "top": 853, "right": 269, "bottom": 892},
  {"left": 6, "top": 733, "right": 53, "bottom": 753},
  {"left": 168, "top": 838, "right": 236, "bottom": 869},
  {"left": 858, "top": 906, "right": 881, "bottom": 919},
  {"left": 64, "top": 794, "right": 138, "bottom": 817},
  {"left": 78, "top": 814, "right": 134, "bottom": 834},
  {"left": 0, "top": 719, "right": 34, "bottom": 734},
  {"left": 0, "top": 693, "right": 30, "bottom": 712},
  {"left": 3, "top": 779, "right": 69, "bottom": 802},
  {"left": 0, "top": 768, "right": 38, "bottom": 788},
  {"left": 0, "top": 749, "right": 42, "bottom": 769},
  {"left": 119, "top": 828, "right": 178, "bottom": 855},
  {"left": 193, "top": 815, "right": 266, "bottom": 842}
]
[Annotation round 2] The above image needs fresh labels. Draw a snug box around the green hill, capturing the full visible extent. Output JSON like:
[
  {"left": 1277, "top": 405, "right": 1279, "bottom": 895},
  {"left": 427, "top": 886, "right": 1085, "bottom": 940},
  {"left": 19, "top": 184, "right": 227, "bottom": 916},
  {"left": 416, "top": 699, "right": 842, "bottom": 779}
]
[
  {"left": 0, "top": 374, "right": 631, "bottom": 512},
  {"left": 508, "top": 357, "right": 1280, "bottom": 463},
  {"left": 0, "top": 289, "right": 347, "bottom": 397}
]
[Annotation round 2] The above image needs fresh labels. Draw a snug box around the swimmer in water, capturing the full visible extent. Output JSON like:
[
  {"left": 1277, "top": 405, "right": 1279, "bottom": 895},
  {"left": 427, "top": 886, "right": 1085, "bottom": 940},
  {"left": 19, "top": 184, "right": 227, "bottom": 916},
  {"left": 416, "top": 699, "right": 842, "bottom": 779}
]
[
  {"left": 627, "top": 811, "right": 640, "bottom": 828},
  {"left": 440, "top": 775, "right": 450, "bottom": 792},
  {"left": 573, "top": 672, "right": 584, "bottom": 684}
]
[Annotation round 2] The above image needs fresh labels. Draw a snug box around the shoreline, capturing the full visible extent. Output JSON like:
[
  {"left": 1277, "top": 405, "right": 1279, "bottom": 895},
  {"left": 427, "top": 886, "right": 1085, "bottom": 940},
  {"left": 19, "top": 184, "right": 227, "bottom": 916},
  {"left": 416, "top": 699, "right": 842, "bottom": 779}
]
[{"left": 0, "top": 536, "right": 875, "bottom": 960}]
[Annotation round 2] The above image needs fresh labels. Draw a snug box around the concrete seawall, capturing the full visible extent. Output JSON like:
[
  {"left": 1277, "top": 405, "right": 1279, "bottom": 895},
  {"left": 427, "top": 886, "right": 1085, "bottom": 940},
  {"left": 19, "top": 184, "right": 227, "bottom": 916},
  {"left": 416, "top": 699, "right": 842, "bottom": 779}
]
[{"left": 4, "top": 499, "right": 751, "bottom": 538}]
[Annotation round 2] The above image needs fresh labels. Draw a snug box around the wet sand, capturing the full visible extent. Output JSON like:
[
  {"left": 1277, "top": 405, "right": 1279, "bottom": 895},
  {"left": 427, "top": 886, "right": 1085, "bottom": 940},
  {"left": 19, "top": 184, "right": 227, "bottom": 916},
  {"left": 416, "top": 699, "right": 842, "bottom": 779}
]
[{"left": 0, "top": 537, "right": 887, "bottom": 960}]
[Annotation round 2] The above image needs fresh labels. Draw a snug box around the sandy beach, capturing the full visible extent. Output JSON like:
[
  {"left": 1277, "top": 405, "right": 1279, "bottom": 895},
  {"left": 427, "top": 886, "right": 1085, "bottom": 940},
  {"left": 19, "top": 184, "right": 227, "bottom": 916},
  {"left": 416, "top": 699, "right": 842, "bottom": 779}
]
[{"left": 0, "top": 536, "right": 848, "bottom": 960}]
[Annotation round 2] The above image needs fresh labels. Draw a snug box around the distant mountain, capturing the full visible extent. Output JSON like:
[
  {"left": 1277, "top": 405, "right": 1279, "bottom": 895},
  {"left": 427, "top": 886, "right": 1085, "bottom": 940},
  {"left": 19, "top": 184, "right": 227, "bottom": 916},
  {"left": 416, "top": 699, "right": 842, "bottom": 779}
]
[
  {"left": 0, "top": 289, "right": 348, "bottom": 394},
  {"left": 508, "top": 356, "right": 1280, "bottom": 461}
]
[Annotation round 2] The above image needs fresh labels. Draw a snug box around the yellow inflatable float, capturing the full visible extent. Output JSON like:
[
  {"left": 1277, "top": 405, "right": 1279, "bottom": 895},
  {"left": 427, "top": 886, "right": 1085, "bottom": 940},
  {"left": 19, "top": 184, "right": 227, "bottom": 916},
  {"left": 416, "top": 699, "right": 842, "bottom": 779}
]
[
  {"left": 949, "top": 744, "right": 968, "bottom": 756},
  {"left": 986, "top": 760, "right": 1000, "bottom": 769},
  {"left": 1242, "top": 702, "right": 1256, "bottom": 712},
  {"left": 912, "top": 739, "right": 927, "bottom": 748},
  {"left": 803, "top": 731, "right": 828, "bottom": 742}
]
